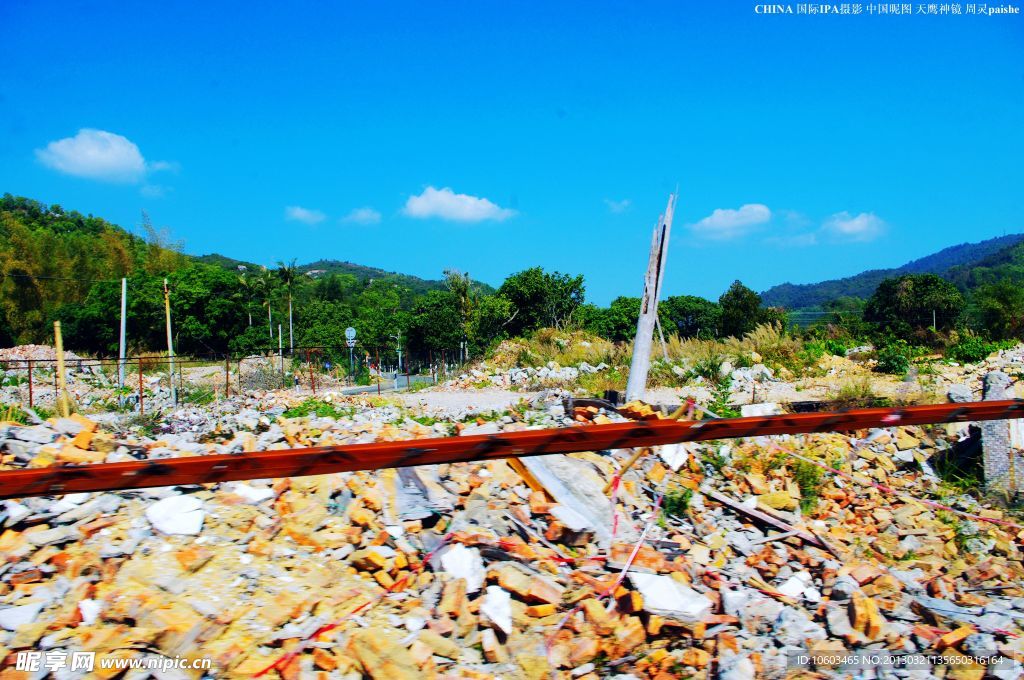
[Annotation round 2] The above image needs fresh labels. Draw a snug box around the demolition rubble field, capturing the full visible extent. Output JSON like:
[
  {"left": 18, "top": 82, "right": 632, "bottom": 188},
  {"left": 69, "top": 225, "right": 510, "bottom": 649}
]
[{"left": 0, "top": 352, "right": 1023, "bottom": 678}]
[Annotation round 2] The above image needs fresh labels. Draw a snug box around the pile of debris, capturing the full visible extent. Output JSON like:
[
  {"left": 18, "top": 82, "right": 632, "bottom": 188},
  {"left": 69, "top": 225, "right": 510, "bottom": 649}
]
[
  {"left": 0, "top": 345, "right": 86, "bottom": 368},
  {"left": 0, "top": 393, "right": 1021, "bottom": 678},
  {"left": 440, "top": 362, "right": 610, "bottom": 391}
]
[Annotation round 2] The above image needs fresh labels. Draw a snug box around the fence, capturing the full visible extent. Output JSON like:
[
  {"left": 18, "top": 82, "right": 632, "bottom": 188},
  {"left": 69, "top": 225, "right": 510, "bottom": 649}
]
[{"left": 0, "top": 344, "right": 471, "bottom": 414}]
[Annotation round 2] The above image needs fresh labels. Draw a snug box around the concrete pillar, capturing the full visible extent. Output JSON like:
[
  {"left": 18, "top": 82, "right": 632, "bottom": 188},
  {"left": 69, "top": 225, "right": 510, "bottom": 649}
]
[{"left": 981, "top": 372, "right": 1020, "bottom": 495}]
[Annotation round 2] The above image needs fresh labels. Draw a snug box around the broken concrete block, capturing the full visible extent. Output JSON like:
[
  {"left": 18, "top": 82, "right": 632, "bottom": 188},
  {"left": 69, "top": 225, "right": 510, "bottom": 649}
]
[
  {"left": 440, "top": 544, "right": 485, "bottom": 593},
  {"left": 145, "top": 494, "right": 205, "bottom": 535},
  {"left": 346, "top": 629, "right": 420, "bottom": 679},
  {"left": 757, "top": 491, "right": 796, "bottom": 511},
  {"left": 480, "top": 586, "right": 512, "bottom": 635},
  {"left": 491, "top": 564, "right": 564, "bottom": 604},
  {"left": 628, "top": 572, "right": 712, "bottom": 623},
  {"left": 0, "top": 601, "right": 44, "bottom": 631}
]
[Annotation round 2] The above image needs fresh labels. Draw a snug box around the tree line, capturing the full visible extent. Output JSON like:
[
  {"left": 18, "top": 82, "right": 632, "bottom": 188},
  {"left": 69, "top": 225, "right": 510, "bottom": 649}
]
[{"left": 1, "top": 195, "right": 1022, "bottom": 368}]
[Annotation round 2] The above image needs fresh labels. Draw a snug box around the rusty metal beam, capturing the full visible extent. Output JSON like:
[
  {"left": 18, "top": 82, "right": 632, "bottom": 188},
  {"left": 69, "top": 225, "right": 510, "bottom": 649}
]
[{"left": 1, "top": 400, "right": 1021, "bottom": 500}]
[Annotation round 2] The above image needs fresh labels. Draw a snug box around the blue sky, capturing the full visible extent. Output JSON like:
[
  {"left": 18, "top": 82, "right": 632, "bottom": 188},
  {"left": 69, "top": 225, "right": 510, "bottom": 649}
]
[{"left": 1, "top": 1, "right": 1021, "bottom": 305}]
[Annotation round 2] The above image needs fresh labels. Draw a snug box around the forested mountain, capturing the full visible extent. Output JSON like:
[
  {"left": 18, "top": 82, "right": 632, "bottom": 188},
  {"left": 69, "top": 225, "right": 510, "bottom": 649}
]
[
  {"left": 0, "top": 195, "right": 563, "bottom": 359},
  {"left": 4, "top": 193, "right": 1023, "bottom": 360},
  {"left": 761, "top": 233, "right": 1024, "bottom": 309},
  {"left": 196, "top": 254, "right": 494, "bottom": 297}
]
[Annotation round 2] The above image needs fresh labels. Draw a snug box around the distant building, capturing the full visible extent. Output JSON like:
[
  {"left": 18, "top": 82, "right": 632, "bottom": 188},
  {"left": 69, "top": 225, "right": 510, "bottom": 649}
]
[{"left": 306, "top": 269, "right": 327, "bottom": 278}]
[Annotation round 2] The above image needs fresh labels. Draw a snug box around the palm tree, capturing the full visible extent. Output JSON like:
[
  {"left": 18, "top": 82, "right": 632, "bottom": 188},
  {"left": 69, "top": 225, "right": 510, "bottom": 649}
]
[
  {"left": 444, "top": 269, "right": 474, "bottom": 360},
  {"left": 254, "top": 267, "right": 277, "bottom": 342},
  {"left": 237, "top": 272, "right": 253, "bottom": 326},
  {"left": 277, "top": 259, "right": 299, "bottom": 353}
]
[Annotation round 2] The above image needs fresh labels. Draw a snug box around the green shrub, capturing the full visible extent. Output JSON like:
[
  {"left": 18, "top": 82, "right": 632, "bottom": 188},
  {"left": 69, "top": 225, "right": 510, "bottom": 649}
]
[
  {"left": 797, "top": 340, "right": 826, "bottom": 366},
  {"left": 946, "top": 335, "right": 1003, "bottom": 364},
  {"left": 823, "top": 338, "right": 848, "bottom": 356},
  {"left": 691, "top": 354, "right": 723, "bottom": 382},
  {"left": 875, "top": 341, "right": 910, "bottom": 374}
]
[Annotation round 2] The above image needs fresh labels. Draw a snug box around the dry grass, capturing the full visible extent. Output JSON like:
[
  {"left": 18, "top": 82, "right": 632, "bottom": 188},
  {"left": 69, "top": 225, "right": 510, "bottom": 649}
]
[{"left": 488, "top": 329, "right": 624, "bottom": 369}]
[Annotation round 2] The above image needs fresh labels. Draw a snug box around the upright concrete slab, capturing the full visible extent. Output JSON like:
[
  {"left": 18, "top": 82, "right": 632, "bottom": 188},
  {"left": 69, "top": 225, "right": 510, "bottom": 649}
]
[
  {"left": 982, "top": 372, "right": 1020, "bottom": 495},
  {"left": 520, "top": 455, "right": 638, "bottom": 548}
]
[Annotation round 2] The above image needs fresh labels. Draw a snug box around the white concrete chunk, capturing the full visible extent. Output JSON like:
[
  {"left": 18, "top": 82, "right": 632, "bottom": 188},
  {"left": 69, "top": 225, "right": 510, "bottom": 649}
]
[
  {"left": 0, "top": 602, "right": 44, "bottom": 631},
  {"left": 145, "top": 495, "right": 205, "bottom": 535},
  {"left": 629, "top": 572, "right": 712, "bottom": 623},
  {"left": 440, "top": 544, "right": 484, "bottom": 593},
  {"left": 480, "top": 585, "right": 512, "bottom": 635}
]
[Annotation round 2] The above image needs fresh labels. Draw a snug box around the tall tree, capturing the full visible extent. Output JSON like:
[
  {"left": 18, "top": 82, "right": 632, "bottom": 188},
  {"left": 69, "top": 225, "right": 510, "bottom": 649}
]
[
  {"left": 277, "top": 259, "right": 299, "bottom": 352},
  {"left": 588, "top": 296, "right": 643, "bottom": 341},
  {"left": 497, "top": 267, "right": 585, "bottom": 336},
  {"left": 408, "top": 290, "right": 463, "bottom": 356},
  {"left": 661, "top": 295, "right": 722, "bottom": 339},
  {"left": 973, "top": 280, "right": 1024, "bottom": 339},
  {"left": 864, "top": 274, "right": 964, "bottom": 341},
  {"left": 718, "top": 280, "right": 763, "bottom": 338},
  {"left": 237, "top": 271, "right": 253, "bottom": 326},
  {"left": 253, "top": 266, "right": 278, "bottom": 342},
  {"left": 444, "top": 269, "right": 474, "bottom": 359}
]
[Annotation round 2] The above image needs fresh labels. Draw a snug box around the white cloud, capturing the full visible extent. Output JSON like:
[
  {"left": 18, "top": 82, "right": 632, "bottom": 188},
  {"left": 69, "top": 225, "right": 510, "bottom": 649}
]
[
  {"left": 822, "top": 211, "right": 885, "bottom": 242},
  {"left": 35, "top": 129, "right": 172, "bottom": 184},
  {"left": 285, "top": 206, "right": 327, "bottom": 224},
  {"left": 604, "top": 198, "right": 631, "bottom": 213},
  {"left": 341, "top": 207, "right": 382, "bottom": 225},
  {"left": 691, "top": 203, "right": 771, "bottom": 240},
  {"left": 403, "top": 186, "right": 516, "bottom": 223}
]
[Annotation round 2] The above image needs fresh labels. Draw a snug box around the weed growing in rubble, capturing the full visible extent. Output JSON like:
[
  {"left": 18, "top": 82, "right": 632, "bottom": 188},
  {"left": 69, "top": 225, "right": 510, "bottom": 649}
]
[
  {"left": 830, "top": 378, "right": 876, "bottom": 408},
  {"left": 707, "top": 382, "right": 740, "bottom": 418},
  {"left": 282, "top": 398, "right": 355, "bottom": 419},
  {"left": 182, "top": 386, "right": 216, "bottom": 405},
  {"left": 662, "top": 486, "right": 693, "bottom": 517},
  {"left": 691, "top": 354, "right": 724, "bottom": 383},
  {"left": 125, "top": 411, "right": 165, "bottom": 437},
  {"left": 577, "top": 365, "right": 626, "bottom": 396},
  {"left": 0, "top": 405, "right": 30, "bottom": 424},
  {"left": 700, "top": 446, "right": 730, "bottom": 474},
  {"left": 933, "top": 457, "right": 984, "bottom": 495},
  {"left": 30, "top": 405, "right": 53, "bottom": 420},
  {"left": 793, "top": 460, "right": 823, "bottom": 513}
]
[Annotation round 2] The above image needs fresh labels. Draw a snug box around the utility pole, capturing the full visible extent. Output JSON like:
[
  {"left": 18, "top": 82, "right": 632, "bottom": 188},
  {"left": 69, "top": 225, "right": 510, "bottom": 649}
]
[
  {"left": 118, "top": 277, "right": 127, "bottom": 407},
  {"left": 54, "top": 321, "right": 70, "bottom": 417},
  {"left": 163, "top": 278, "right": 177, "bottom": 405},
  {"left": 392, "top": 332, "right": 403, "bottom": 373},
  {"left": 625, "top": 193, "right": 676, "bottom": 403}
]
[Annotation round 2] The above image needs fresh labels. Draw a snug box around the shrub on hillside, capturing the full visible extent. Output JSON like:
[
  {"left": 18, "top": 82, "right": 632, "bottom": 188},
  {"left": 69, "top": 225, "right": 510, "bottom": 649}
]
[
  {"left": 946, "top": 335, "right": 1007, "bottom": 364},
  {"left": 875, "top": 340, "right": 911, "bottom": 375}
]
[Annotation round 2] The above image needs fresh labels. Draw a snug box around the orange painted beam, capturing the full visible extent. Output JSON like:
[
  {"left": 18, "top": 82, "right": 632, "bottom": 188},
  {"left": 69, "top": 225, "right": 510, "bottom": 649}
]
[{"left": 1, "top": 399, "right": 1020, "bottom": 500}]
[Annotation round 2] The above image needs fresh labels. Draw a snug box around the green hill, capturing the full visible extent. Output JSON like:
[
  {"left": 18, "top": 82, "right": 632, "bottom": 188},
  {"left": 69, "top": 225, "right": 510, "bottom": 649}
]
[
  {"left": 761, "top": 233, "right": 1024, "bottom": 309},
  {"left": 195, "top": 254, "right": 495, "bottom": 297}
]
